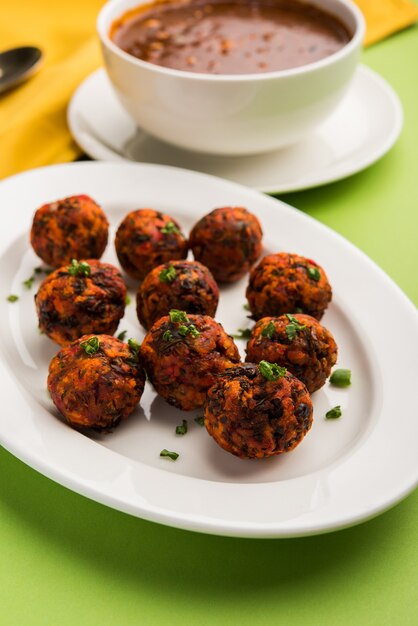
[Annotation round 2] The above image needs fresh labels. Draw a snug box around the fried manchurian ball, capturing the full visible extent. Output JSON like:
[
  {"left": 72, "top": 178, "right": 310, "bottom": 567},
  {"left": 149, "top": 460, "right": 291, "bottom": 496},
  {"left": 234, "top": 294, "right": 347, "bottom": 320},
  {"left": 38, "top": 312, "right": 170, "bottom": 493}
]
[
  {"left": 204, "top": 362, "right": 313, "bottom": 459},
  {"left": 189, "top": 207, "right": 263, "bottom": 283},
  {"left": 47, "top": 334, "right": 145, "bottom": 430},
  {"left": 35, "top": 259, "right": 127, "bottom": 346},
  {"left": 246, "top": 314, "right": 337, "bottom": 393},
  {"left": 136, "top": 260, "right": 219, "bottom": 330},
  {"left": 140, "top": 311, "right": 240, "bottom": 410},
  {"left": 246, "top": 252, "right": 332, "bottom": 321},
  {"left": 115, "top": 209, "right": 188, "bottom": 281},
  {"left": 30, "top": 194, "right": 109, "bottom": 267}
]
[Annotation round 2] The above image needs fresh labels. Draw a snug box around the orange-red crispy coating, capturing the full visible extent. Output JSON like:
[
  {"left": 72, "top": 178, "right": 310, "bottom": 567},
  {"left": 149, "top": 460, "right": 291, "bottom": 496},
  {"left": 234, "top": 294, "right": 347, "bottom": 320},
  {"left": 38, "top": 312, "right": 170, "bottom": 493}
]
[
  {"left": 136, "top": 260, "right": 219, "bottom": 329},
  {"left": 246, "top": 314, "right": 337, "bottom": 393},
  {"left": 246, "top": 252, "right": 332, "bottom": 320},
  {"left": 115, "top": 209, "right": 188, "bottom": 281},
  {"left": 30, "top": 194, "right": 109, "bottom": 267},
  {"left": 140, "top": 313, "right": 240, "bottom": 410},
  {"left": 47, "top": 334, "right": 145, "bottom": 430},
  {"left": 204, "top": 363, "right": 313, "bottom": 459},
  {"left": 35, "top": 260, "right": 127, "bottom": 346},
  {"left": 189, "top": 207, "right": 263, "bottom": 283}
]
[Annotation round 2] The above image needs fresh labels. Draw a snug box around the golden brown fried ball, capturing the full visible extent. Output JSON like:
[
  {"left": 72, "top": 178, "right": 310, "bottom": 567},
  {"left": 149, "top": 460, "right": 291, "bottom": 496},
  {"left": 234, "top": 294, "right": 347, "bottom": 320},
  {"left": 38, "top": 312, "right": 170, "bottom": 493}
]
[
  {"left": 141, "top": 312, "right": 240, "bottom": 410},
  {"left": 205, "top": 362, "right": 313, "bottom": 459},
  {"left": 35, "top": 259, "right": 127, "bottom": 346},
  {"left": 115, "top": 209, "right": 188, "bottom": 281},
  {"left": 246, "top": 314, "right": 337, "bottom": 393},
  {"left": 47, "top": 334, "right": 145, "bottom": 431},
  {"left": 30, "top": 194, "right": 109, "bottom": 267},
  {"left": 189, "top": 207, "right": 263, "bottom": 283},
  {"left": 136, "top": 260, "right": 219, "bottom": 329},
  {"left": 246, "top": 252, "right": 332, "bottom": 320}
]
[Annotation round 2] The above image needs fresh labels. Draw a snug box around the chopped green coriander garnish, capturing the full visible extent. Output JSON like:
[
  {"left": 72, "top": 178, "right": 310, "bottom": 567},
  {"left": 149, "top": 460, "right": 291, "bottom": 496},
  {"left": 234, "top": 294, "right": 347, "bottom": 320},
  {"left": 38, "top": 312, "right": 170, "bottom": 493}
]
[
  {"left": 160, "top": 221, "right": 180, "bottom": 235},
  {"left": 7, "top": 294, "right": 19, "bottom": 302},
  {"left": 307, "top": 266, "right": 320, "bottom": 281},
  {"left": 194, "top": 416, "right": 205, "bottom": 426},
  {"left": 80, "top": 336, "right": 100, "bottom": 356},
  {"left": 175, "top": 420, "right": 188, "bottom": 435},
  {"left": 163, "top": 330, "right": 173, "bottom": 341},
  {"left": 117, "top": 330, "right": 127, "bottom": 341},
  {"left": 285, "top": 313, "right": 306, "bottom": 341},
  {"left": 160, "top": 449, "right": 179, "bottom": 461},
  {"left": 125, "top": 295, "right": 131, "bottom": 306},
  {"left": 188, "top": 324, "right": 200, "bottom": 338},
  {"left": 243, "top": 303, "right": 250, "bottom": 311},
  {"left": 67, "top": 259, "right": 91, "bottom": 277},
  {"left": 44, "top": 269, "right": 53, "bottom": 275},
  {"left": 232, "top": 328, "right": 252, "bottom": 340},
  {"left": 128, "top": 338, "right": 141, "bottom": 356},
  {"left": 325, "top": 405, "right": 342, "bottom": 419},
  {"left": 34, "top": 267, "right": 43, "bottom": 274},
  {"left": 169, "top": 309, "right": 189, "bottom": 324},
  {"left": 23, "top": 276, "right": 35, "bottom": 289},
  {"left": 178, "top": 325, "right": 189, "bottom": 337},
  {"left": 330, "top": 369, "right": 351, "bottom": 387},
  {"left": 261, "top": 321, "right": 275, "bottom": 339},
  {"left": 178, "top": 323, "right": 200, "bottom": 338},
  {"left": 259, "top": 360, "right": 286, "bottom": 381},
  {"left": 159, "top": 265, "right": 177, "bottom": 283}
]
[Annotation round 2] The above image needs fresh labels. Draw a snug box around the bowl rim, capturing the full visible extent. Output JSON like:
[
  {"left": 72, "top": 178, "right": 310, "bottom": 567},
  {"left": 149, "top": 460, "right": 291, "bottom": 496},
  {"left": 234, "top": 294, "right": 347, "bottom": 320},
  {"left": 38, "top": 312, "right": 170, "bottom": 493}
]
[{"left": 97, "top": 0, "right": 366, "bottom": 83}]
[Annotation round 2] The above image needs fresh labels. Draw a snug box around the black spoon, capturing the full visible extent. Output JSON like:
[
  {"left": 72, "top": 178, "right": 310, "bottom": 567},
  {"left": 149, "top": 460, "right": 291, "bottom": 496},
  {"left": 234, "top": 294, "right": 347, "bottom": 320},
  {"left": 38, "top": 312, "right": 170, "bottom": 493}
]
[{"left": 0, "top": 46, "right": 43, "bottom": 94}]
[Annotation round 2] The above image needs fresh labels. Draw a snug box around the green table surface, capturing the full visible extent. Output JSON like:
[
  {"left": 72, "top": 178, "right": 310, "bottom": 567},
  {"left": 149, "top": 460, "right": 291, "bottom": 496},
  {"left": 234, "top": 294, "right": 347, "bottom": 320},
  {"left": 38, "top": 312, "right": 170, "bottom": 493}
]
[{"left": 1, "top": 21, "right": 417, "bottom": 626}]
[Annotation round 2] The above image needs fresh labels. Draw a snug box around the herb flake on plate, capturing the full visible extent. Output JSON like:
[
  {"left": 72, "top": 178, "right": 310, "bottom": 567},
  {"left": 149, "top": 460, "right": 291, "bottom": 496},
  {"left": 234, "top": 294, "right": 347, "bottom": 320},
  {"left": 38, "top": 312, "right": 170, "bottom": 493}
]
[
  {"left": 23, "top": 276, "right": 35, "bottom": 289},
  {"left": 160, "top": 449, "right": 179, "bottom": 461},
  {"left": 330, "top": 369, "right": 351, "bottom": 387},
  {"left": 232, "top": 328, "right": 252, "bottom": 340},
  {"left": 176, "top": 420, "right": 188, "bottom": 435},
  {"left": 325, "top": 405, "right": 342, "bottom": 419}
]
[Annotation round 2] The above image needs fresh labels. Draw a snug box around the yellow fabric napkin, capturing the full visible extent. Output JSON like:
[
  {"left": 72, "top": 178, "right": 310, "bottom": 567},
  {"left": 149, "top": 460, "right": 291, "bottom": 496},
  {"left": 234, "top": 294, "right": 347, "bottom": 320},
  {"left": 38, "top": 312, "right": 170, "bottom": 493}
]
[
  {"left": 0, "top": 0, "right": 104, "bottom": 179},
  {"left": 1, "top": 0, "right": 417, "bottom": 180},
  {"left": 357, "top": 0, "right": 418, "bottom": 45}
]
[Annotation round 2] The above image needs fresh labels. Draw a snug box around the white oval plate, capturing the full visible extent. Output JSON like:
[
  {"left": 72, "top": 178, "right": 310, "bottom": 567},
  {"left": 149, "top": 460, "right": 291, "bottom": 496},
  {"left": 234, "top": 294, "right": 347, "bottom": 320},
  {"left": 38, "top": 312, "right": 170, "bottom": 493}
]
[
  {"left": 0, "top": 162, "right": 416, "bottom": 538},
  {"left": 68, "top": 66, "right": 403, "bottom": 194}
]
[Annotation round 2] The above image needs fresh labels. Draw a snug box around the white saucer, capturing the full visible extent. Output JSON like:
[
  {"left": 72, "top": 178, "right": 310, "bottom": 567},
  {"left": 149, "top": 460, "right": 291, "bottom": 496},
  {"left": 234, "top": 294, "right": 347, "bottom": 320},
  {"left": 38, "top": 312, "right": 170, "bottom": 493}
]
[{"left": 68, "top": 66, "right": 403, "bottom": 194}]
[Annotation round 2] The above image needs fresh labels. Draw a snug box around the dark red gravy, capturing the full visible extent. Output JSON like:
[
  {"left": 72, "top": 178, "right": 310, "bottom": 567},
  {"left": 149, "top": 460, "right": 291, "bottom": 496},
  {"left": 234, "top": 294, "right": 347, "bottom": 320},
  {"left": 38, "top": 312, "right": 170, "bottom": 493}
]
[{"left": 111, "top": 0, "right": 352, "bottom": 75}]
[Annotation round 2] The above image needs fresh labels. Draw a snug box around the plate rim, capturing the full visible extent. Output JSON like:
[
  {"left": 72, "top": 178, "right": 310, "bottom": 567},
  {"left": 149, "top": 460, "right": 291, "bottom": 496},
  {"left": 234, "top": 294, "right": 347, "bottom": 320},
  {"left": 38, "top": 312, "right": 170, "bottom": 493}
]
[
  {"left": 67, "top": 65, "right": 404, "bottom": 194},
  {"left": 0, "top": 161, "right": 417, "bottom": 538}
]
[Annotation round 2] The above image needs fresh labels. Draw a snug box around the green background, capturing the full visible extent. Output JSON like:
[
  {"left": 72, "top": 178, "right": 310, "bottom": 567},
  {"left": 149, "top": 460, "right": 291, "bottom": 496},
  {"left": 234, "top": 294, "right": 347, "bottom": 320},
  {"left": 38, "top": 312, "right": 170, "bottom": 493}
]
[{"left": 1, "top": 18, "right": 417, "bottom": 626}]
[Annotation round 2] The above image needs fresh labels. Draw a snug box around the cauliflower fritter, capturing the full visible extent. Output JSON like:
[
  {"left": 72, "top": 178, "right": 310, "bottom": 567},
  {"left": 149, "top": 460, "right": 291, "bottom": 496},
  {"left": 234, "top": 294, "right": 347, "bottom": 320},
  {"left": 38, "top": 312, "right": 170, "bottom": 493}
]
[
  {"left": 140, "top": 311, "right": 240, "bottom": 410},
  {"left": 246, "top": 314, "right": 337, "bottom": 393},
  {"left": 47, "top": 334, "right": 145, "bottom": 430},
  {"left": 30, "top": 194, "right": 108, "bottom": 267},
  {"left": 246, "top": 252, "right": 332, "bottom": 320},
  {"left": 204, "top": 362, "right": 313, "bottom": 459},
  {"left": 189, "top": 206, "right": 263, "bottom": 283},
  {"left": 115, "top": 209, "right": 188, "bottom": 281},
  {"left": 35, "top": 259, "right": 126, "bottom": 346},
  {"left": 136, "top": 260, "right": 219, "bottom": 329}
]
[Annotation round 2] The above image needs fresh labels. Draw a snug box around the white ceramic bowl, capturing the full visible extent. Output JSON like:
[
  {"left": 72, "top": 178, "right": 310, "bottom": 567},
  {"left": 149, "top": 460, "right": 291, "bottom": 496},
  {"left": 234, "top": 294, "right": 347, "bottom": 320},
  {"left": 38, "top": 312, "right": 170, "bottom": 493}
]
[{"left": 98, "top": 0, "right": 365, "bottom": 156}]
